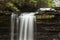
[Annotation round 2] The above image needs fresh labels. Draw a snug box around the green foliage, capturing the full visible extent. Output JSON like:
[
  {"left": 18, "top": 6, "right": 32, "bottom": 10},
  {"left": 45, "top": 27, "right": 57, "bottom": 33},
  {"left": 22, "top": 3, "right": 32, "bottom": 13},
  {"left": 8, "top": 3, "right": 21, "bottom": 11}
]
[
  {"left": 6, "top": 2, "right": 20, "bottom": 12},
  {"left": 28, "top": 0, "right": 53, "bottom": 7},
  {"left": 39, "top": 0, "right": 53, "bottom": 7},
  {"left": 30, "top": 0, "right": 37, "bottom": 3},
  {"left": 46, "top": 0, "right": 53, "bottom": 7},
  {"left": 29, "top": 0, "right": 38, "bottom": 6},
  {"left": 0, "top": 0, "right": 54, "bottom": 13}
]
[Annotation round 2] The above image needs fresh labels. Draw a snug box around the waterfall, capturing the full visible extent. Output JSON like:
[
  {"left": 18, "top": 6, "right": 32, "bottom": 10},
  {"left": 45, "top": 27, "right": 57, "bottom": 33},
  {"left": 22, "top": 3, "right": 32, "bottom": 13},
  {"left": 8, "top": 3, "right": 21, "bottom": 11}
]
[
  {"left": 19, "top": 13, "right": 36, "bottom": 40},
  {"left": 11, "top": 13, "right": 16, "bottom": 40},
  {"left": 11, "top": 12, "right": 36, "bottom": 40}
]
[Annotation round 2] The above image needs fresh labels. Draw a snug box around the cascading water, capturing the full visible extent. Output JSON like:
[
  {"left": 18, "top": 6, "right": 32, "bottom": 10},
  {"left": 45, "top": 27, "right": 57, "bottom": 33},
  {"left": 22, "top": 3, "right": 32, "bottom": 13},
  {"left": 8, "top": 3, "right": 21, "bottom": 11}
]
[
  {"left": 11, "top": 8, "right": 54, "bottom": 40},
  {"left": 11, "top": 13, "right": 16, "bottom": 40},
  {"left": 11, "top": 13, "right": 19, "bottom": 40},
  {"left": 19, "top": 13, "right": 36, "bottom": 40},
  {"left": 11, "top": 12, "right": 37, "bottom": 40}
]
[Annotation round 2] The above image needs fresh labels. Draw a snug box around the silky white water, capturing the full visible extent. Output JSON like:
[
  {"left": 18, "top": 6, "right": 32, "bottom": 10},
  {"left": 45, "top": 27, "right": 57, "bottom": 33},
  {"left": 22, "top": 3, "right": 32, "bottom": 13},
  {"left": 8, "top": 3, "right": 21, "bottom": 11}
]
[
  {"left": 11, "top": 13, "right": 19, "bottom": 40},
  {"left": 11, "top": 13, "right": 16, "bottom": 40},
  {"left": 11, "top": 12, "right": 36, "bottom": 40},
  {"left": 19, "top": 13, "right": 36, "bottom": 40}
]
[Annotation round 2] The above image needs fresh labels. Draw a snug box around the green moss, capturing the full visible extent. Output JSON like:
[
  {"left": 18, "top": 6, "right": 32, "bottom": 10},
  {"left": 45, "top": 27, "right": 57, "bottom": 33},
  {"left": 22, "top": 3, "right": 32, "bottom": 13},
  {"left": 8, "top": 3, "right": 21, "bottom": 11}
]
[{"left": 36, "top": 14, "right": 55, "bottom": 19}]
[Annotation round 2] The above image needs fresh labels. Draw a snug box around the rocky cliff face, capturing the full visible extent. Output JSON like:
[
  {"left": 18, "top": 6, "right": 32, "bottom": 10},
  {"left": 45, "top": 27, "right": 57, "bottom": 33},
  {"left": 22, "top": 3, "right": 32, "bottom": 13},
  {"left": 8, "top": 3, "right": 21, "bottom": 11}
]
[
  {"left": 34, "top": 13, "right": 60, "bottom": 40},
  {"left": 0, "top": 14, "right": 11, "bottom": 40},
  {"left": 0, "top": 10, "right": 60, "bottom": 40}
]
